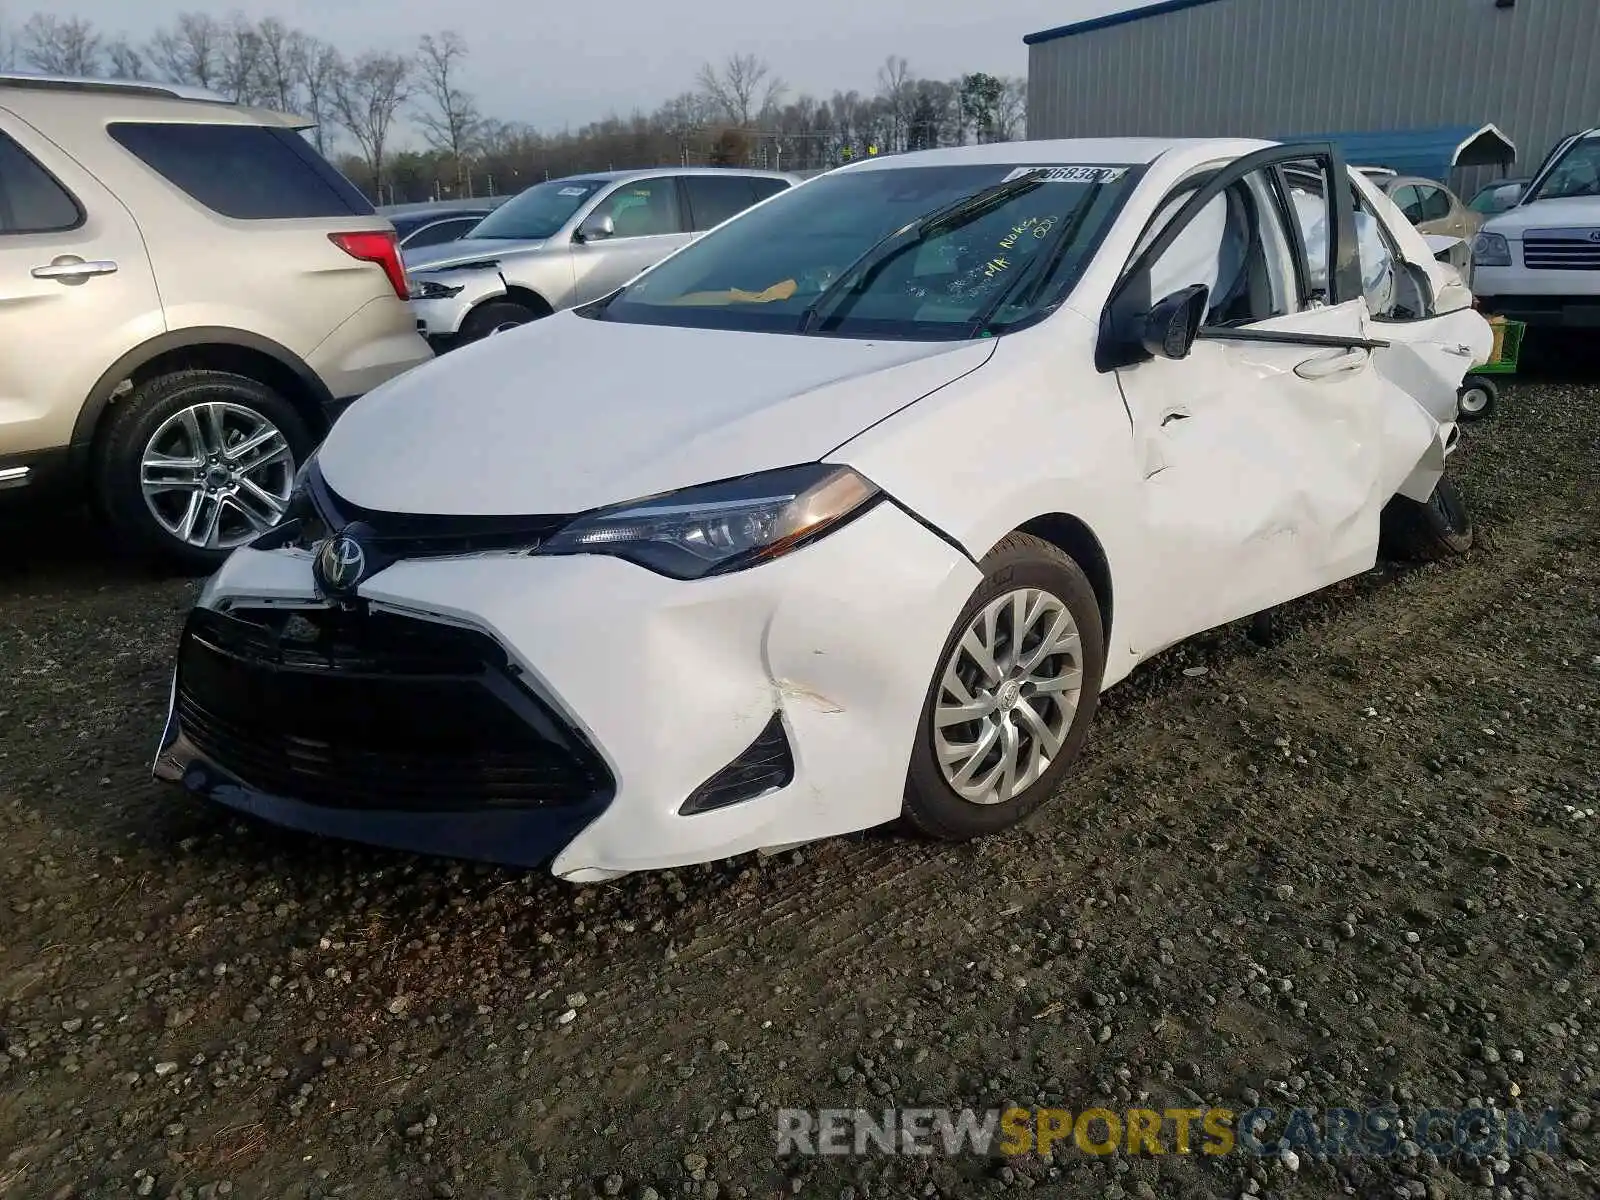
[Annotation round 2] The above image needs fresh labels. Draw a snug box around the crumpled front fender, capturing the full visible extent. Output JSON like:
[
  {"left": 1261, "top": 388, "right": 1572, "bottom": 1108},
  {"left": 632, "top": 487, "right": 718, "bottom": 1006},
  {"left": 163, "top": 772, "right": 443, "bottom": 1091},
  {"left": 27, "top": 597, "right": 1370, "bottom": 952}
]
[{"left": 408, "top": 268, "right": 508, "bottom": 337}]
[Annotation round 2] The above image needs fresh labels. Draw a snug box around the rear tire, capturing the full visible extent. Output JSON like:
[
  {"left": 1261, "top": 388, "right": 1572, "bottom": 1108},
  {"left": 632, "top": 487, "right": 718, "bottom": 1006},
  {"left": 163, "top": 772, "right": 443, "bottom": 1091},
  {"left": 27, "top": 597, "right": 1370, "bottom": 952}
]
[
  {"left": 903, "top": 533, "right": 1105, "bottom": 841},
  {"left": 1378, "top": 474, "right": 1474, "bottom": 562},
  {"left": 458, "top": 300, "right": 541, "bottom": 344},
  {"left": 91, "top": 369, "right": 313, "bottom": 573},
  {"left": 1457, "top": 377, "right": 1497, "bottom": 421}
]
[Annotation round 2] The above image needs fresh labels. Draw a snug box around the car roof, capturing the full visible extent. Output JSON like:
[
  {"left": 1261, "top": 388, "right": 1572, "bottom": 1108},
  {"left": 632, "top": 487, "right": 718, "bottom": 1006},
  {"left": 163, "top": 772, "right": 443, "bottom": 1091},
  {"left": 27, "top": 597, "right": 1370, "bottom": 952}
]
[
  {"left": 1382, "top": 174, "right": 1451, "bottom": 190},
  {"left": 832, "top": 137, "right": 1276, "bottom": 174},
  {"left": 0, "top": 71, "right": 306, "bottom": 128},
  {"left": 547, "top": 167, "right": 800, "bottom": 185}
]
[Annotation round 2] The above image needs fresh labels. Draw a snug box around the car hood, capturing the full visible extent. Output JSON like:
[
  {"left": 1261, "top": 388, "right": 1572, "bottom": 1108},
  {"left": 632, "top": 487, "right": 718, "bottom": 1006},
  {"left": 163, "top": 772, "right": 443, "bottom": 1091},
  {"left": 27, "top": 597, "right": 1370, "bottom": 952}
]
[
  {"left": 404, "top": 237, "right": 545, "bottom": 272},
  {"left": 318, "top": 311, "right": 995, "bottom": 515},
  {"left": 1483, "top": 195, "right": 1600, "bottom": 235}
]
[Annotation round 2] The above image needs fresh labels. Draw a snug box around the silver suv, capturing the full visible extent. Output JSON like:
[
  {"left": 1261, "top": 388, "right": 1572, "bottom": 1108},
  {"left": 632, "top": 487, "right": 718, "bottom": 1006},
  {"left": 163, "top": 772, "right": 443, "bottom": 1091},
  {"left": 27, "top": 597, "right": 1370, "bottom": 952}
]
[
  {"left": 406, "top": 167, "right": 798, "bottom": 350},
  {"left": 0, "top": 73, "right": 433, "bottom": 568}
]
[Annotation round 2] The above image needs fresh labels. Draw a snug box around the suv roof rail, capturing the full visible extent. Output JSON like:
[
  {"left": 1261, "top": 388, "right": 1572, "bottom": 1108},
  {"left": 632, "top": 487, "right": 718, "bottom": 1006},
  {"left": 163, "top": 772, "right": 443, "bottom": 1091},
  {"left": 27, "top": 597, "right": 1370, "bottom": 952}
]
[{"left": 0, "top": 70, "right": 234, "bottom": 104}]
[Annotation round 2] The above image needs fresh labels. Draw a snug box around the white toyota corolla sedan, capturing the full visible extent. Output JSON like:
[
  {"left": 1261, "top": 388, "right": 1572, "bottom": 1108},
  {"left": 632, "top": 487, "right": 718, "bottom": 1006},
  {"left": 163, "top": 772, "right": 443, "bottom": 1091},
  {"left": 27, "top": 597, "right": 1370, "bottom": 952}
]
[{"left": 154, "top": 138, "right": 1492, "bottom": 882}]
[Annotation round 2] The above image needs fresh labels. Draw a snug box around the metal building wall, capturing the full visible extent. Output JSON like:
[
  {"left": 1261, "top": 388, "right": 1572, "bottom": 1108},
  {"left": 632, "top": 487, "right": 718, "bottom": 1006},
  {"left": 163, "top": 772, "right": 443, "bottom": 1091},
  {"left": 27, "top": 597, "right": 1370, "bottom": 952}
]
[{"left": 1026, "top": 0, "right": 1600, "bottom": 190}]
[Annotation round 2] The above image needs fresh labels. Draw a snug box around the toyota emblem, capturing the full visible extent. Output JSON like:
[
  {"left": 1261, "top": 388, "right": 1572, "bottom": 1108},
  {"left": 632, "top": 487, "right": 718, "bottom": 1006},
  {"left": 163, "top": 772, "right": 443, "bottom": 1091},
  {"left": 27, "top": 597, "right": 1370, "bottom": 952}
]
[
  {"left": 1589, "top": 230, "right": 1600, "bottom": 243},
  {"left": 314, "top": 528, "right": 369, "bottom": 595}
]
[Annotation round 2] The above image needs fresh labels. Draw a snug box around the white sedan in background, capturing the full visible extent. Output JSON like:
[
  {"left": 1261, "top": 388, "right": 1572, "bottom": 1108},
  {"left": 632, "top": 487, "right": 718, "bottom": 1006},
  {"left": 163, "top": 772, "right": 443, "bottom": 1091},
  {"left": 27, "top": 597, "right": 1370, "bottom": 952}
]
[{"left": 155, "top": 138, "right": 1491, "bottom": 882}]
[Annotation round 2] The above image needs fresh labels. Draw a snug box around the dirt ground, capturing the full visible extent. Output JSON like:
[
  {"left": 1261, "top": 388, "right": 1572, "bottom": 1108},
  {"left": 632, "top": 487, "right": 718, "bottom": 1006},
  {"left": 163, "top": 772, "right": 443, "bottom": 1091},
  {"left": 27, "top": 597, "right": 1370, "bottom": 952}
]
[{"left": 1, "top": 365, "right": 1597, "bottom": 1200}]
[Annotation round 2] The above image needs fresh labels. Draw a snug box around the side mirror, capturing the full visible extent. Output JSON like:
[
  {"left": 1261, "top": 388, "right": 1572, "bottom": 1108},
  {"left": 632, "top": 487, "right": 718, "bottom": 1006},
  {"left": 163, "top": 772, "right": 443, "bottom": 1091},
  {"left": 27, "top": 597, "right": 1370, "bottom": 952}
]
[
  {"left": 576, "top": 213, "right": 615, "bottom": 243},
  {"left": 1140, "top": 284, "right": 1209, "bottom": 360}
]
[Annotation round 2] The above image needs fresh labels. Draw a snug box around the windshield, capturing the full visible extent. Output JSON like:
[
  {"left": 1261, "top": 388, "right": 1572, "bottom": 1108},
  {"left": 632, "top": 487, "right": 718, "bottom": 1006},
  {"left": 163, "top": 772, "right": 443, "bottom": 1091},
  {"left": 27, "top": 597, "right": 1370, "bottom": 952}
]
[
  {"left": 590, "top": 163, "right": 1139, "bottom": 340},
  {"left": 467, "top": 179, "right": 606, "bottom": 240},
  {"left": 1527, "top": 137, "right": 1600, "bottom": 203}
]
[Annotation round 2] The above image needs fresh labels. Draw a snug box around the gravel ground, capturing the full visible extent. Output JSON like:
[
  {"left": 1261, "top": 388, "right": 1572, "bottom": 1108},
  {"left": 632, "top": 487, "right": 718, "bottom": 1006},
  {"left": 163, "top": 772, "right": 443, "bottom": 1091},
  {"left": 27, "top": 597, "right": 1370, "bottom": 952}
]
[{"left": 1, "top": 371, "right": 1597, "bottom": 1200}]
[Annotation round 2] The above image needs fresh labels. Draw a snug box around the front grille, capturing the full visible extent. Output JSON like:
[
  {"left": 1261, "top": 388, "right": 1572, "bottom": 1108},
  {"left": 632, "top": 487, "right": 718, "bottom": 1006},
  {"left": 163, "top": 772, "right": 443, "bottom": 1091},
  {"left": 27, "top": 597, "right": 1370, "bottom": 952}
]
[
  {"left": 1523, "top": 235, "right": 1600, "bottom": 271},
  {"left": 293, "top": 462, "right": 572, "bottom": 558},
  {"left": 176, "top": 606, "right": 611, "bottom": 811}
]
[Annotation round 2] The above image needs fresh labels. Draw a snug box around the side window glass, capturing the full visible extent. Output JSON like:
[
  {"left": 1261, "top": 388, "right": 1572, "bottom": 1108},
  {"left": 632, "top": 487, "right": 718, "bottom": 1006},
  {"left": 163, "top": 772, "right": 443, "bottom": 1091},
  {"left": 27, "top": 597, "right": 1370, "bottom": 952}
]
[
  {"left": 1392, "top": 185, "right": 1424, "bottom": 224},
  {"left": 1419, "top": 186, "right": 1452, "bottom": 222},
  {"left": 0, "top": 132, "right": 82, "bottom": 234},
  {"left": 406, "top": 217, "right": 478, "bottom": 248},
  {"left": 593, "top": 178, "right": 682, "bottom": 239},
  {"left": 108, "top": 123, "right": 370, "bottom": 219},
  {"left": 1144, "top": 171, "right": 1292, "bottom": 327},
  {"left": 1282, "top": 162, "right": 1333, "bottom": 304},
  {"left": 684, "top": 174, "right": 761, "bottom": 231},
  {"left": 1348, "top": 181, "right": 1431, "bottom": 321},
  {"left": 749, "top": 178, "right": 790, "bottom": 202},
  {"left": 1349, "top": 185, "right": 1398, "bottom": 316}
]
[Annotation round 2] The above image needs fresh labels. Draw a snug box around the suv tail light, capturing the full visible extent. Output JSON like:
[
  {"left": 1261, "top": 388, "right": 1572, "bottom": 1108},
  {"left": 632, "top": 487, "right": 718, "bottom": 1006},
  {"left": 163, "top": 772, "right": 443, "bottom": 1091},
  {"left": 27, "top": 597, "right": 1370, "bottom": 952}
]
[{"left": 329, "top": 231, "right": 409, "bottom": 302}]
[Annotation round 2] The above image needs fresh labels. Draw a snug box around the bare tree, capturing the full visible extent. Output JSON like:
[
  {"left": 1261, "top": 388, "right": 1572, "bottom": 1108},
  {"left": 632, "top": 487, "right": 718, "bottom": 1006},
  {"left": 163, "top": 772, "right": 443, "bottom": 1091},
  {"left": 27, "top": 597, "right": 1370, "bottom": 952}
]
[
  {"left": 876, "top": 55, "right": 913, "bottom": 153},
  {"left": 254, "top": 18, "right": 304, "bottom": 113},
  {"left": 20, "top": 14, "right": 102, "bottom": 75},
  {"left": 296, "top": 39, "right": 343, "bottom": 154},
  {"left": 416, "top": 32, "right": 481, "bottom": 191},
  {"left": 148, "top": 13, "right": 221, "bottom": 90},
  {"left": 106, "top": 37, "right": 145, "bottom": 80},
  {"left": 0, "top": 13, "right": 15, "bottom": 70},
  {"left": 996, "top": 77, "right": 1027, "bottom": 142},
  {"left": 334, "top": 52, "right": 411, "bottom": 198},
  {"left": 695, "top": 54, "right": 784, "bottom": 127},
  {"left": 217, "top": 15, "right": 266, "bottom": 104}
]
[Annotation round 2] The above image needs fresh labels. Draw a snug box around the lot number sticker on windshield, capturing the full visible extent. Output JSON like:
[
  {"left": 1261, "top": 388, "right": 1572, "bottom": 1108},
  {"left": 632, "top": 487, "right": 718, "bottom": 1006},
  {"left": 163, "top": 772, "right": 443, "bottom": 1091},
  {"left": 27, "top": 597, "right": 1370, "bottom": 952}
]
[
  {"left": 558, "top": 187, "right": 588, "bottom": 196},
  {"left": 1002, "top": 166, "right": 1128, "bottom": 184}
]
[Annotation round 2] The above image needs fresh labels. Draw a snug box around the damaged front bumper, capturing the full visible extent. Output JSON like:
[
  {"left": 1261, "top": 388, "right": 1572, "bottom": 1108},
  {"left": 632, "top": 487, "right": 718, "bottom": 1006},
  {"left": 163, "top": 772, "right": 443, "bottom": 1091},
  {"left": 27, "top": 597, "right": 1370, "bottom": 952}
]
[
  {"left": 408, "top": 267, "right": 507, "bottom": 345},
  {"left": 154, "top": 502, "right": 980, "bottom": 881}
]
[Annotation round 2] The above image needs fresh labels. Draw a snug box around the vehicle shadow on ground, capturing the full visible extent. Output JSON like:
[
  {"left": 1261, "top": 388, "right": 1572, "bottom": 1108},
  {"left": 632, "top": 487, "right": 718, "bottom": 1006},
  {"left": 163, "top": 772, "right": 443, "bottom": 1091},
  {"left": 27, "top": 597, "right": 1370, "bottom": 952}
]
[
  {"left": 0, "top": 501, "right": 203, "bottom": 591},
  {"left": 1515, "top": 328, "right": 1600, "bottom": 379}
]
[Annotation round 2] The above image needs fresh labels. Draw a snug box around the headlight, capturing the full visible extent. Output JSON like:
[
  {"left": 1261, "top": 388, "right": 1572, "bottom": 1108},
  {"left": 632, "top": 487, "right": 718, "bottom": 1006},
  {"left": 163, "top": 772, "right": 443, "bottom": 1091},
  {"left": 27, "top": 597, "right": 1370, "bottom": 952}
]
[
  {"left": 1472, "top": 232, "right": 1512, "bottom": 267},
  {"left": 410, "top": 277, "right": 465, "bottom": 300},
  {"left": 534, "top": 463, "right": 881, "bottom": 579}
]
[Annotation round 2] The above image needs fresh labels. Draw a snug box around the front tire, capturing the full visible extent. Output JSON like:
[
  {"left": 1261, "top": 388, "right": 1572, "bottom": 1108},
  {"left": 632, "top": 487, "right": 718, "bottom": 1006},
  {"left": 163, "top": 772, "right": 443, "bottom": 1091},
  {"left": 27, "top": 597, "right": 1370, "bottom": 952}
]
[
  {"left": 903, "top": 533, "right": 1105, "bottom": 841},
  {"left": 1378, "top": 474, "right": 1474, "bottom": 562},
  {"left": 458, "top": 300, "right": 541, "bottom": 345},
  {"left": 92, "top": 369, "right": 313, "bottom": 572}
]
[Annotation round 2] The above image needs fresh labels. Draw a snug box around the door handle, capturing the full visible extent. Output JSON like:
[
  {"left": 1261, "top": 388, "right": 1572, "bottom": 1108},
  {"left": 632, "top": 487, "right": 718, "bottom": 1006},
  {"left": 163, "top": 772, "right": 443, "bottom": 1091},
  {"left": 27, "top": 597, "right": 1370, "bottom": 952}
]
[
  {"left": 1160, "top": 409, "right": 1191, "bottom": 426},
  {"left": 1294, "top": 347, "right": 1369, "bottom": 379},
  {"left": 32, "top": 257, "right": 118, "bottom": 283}
]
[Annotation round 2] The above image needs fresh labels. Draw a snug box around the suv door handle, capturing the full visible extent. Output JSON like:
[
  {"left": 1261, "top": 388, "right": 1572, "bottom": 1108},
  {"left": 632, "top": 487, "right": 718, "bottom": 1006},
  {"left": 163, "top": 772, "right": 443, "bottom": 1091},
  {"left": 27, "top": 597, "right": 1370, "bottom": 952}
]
[
  {"left": 32, "top": 257, "right": 118, "bottom": 283},
  {"left": 1295, "top": 347, "right": 1369, "bottom": 379}
]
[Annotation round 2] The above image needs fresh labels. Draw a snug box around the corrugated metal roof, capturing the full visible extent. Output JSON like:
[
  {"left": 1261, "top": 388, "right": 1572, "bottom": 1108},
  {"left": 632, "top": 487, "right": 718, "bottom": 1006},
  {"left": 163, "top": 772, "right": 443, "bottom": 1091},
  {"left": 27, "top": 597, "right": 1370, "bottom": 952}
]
[
  {"left": 1025, "top": 0, "right": 1229, "bottom": 46},
  {"left": 1277, "top": 124, "right": 1518, "bottom": 182}
]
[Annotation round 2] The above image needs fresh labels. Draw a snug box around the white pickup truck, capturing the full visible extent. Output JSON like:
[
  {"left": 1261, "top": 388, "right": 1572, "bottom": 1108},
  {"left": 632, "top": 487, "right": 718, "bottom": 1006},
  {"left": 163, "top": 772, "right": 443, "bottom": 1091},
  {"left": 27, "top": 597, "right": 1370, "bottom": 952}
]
[{"left": 1471, "top": 128, "right": 1600, "bottom": 329}]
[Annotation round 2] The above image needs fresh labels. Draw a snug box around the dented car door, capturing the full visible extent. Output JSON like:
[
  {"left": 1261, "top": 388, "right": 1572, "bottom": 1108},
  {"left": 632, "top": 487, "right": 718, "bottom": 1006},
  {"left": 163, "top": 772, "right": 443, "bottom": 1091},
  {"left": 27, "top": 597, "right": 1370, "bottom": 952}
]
[
  {"left": 1110, "top": 148, "right": 1393, "bottom": 653},
  {"left": 1344, "top": 172, "right": 1492, "bottom": 500}
]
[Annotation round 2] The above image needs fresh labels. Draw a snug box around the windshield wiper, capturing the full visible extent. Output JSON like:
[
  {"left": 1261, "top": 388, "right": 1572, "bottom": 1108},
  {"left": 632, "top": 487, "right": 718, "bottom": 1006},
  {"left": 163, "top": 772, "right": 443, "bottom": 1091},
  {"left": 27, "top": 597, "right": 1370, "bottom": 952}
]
[
  {"left": 796, "top": 169, "right": 1048, "bottom": 334},
  {"left": 965, "top": 181, "right": 1107, "bottom": 337}
]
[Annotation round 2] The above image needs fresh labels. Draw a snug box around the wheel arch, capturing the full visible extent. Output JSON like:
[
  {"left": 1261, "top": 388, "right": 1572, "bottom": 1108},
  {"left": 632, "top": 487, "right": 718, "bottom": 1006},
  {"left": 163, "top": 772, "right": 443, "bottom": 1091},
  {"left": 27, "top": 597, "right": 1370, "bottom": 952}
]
[
  {"left": 491, "top": 286, "right": 555, "bottom": 318},
  {"left": 1010, "top": 512, "right": 1115, "bottom": 646},
  {"left": 72, "top": 328, "right": 335, "bottom": 457}
]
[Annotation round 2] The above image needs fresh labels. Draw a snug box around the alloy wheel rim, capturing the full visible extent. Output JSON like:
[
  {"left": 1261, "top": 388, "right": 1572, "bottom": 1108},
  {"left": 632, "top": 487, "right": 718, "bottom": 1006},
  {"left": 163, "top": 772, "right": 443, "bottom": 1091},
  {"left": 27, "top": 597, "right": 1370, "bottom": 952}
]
[
  {"left": 140, "top": 401, "right": 296, "bottom": 550},
  {"left": 932, "top": 587, "right": 1084, "bottom": 806}
]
